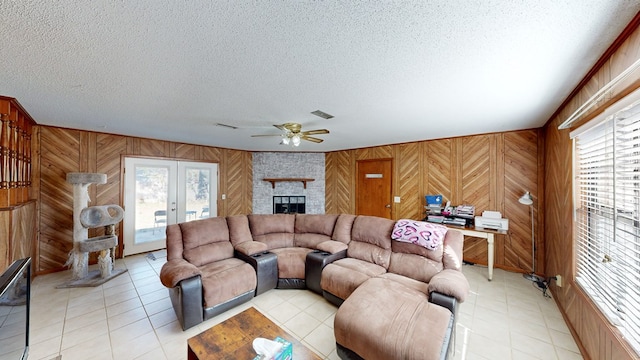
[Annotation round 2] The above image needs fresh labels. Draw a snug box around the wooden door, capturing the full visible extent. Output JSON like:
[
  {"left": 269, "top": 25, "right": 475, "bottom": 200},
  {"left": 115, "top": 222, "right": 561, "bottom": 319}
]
[{"left": 356, "top": 159, "right": 392, "bottom": 219}]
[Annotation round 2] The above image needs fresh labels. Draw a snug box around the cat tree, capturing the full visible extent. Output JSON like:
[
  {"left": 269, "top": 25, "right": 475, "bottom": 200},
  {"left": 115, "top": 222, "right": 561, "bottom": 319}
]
[{"left": 58, "top": 172, "right": 126, "bottom": 288}]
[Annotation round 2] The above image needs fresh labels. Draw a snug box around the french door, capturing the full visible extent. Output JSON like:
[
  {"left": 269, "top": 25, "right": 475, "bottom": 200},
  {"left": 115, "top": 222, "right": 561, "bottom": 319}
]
[{"left": 123, "top": 158, "right": 218, "bottom": 256}]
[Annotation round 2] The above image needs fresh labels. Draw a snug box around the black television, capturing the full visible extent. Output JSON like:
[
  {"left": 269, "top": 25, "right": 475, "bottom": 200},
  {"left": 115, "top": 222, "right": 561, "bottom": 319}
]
[{"left": 0, "top": 258, "right": 31, "bottom": 360}]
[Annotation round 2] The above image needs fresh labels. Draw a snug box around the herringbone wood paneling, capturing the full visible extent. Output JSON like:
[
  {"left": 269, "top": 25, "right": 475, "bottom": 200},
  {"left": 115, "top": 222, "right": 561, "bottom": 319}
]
[
  {"left": 325, "top": 150, "right": 354, "bottom": 214},
  {"left": 461, "top": 136, "right": 491, "bottom": 209},
  {"left": 426, "top": 139, "right": 453, "bottom": 205},
  {"left": 35, "top": 126, "right": 253, "bottom": 273},
  {"left": 611, "top": 28, "right": 640, "bottom": 94},
  {"left": 459, "top": 135, "right": 493, "bottom": 264},
  {"left": 355, "top": 146, "right": 393, "bottom": 161},
  {"left": 504, "top": 130, "right": 539, "bottom": 272},
  {"left": 224, "top": 149, "right": 251, "bottom": 215},
  {"left": 94, "top": 134, "right": 127, "bottom": 255},
  {"left": 396, "top": 143, "right": 421, "bottom": 220},
  {"left": 199, "top": 146, "right": 222, "bottom": 162},
  {"left": 325, "top": 133, "right": 538, "bottom": 272},
  {"left": 39, "top": 127, "right": 79, "bottom": 272},
  {"left": 175, "top": 143, "right": 196, "bottom": 160}
]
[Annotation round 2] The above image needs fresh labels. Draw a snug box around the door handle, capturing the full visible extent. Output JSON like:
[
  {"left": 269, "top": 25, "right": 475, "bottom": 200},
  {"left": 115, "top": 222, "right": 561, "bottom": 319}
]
[{"left": 385, "top": 204, "right": 391, "bottom": 208}]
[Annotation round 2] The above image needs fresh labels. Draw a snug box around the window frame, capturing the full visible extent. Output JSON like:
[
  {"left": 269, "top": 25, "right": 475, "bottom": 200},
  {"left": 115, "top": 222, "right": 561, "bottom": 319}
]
[{"left": 571, "top": 89, "right": 640, "bottom": 354}]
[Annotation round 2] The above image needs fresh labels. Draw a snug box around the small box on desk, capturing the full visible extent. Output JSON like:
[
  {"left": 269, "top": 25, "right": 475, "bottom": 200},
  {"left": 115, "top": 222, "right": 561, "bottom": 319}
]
[{"left": 252, "top": 337, "right": 292, "bottom": 360}]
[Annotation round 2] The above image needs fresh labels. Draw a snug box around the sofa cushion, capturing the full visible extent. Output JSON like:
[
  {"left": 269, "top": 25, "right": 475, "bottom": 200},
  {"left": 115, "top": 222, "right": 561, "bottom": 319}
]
[
  {"left": 351, "top": 215, "right": 394, "bottom": 249},
  {"left": 248, "top": 214, "right": 295, "bottom": 249},
  {"left": 347, "top": 216, "right": 393, "bottom": 269},
  {"left": 200, "top": 258, "right": 256, "bottom": 308},
  {"left": 294, "top": 233, "right": 332, "bottom": 249},
  {"left": 293, "top": 213, "right": 337, "bottom": 248},
  {"left": 388, "top": 251, "right": 444, "bottom": 284},
  {"left": 316, "top": 240, "right": 348, "bottom": 254},
  {"left": 271, "top": 247, "right": 314, "bottom": 279},
  {"left": 391, "top": 240, "right": 444, "bottom": 263},
  {"left": 320, "top": 258, "right": 387, "bottom": 300},
  {"left": 234, "top": 241, "right": 268, "bottom": 256},
  {"left": 335, "top": 277, "right": 452, "bottom": 360},
  {"left": 332, "top": 214, "right": 356, "bottom": 244},
  {"left": 295, "top": 213, "right": 338, "bottom": 235},
  {"left": 227, "top": 215, "right": 252, "bottom": 247},
  {"left": 378, "top": 271, "right": 429, "bottom": 295},
  {"left": 180, "top": 218, "right": 233, "bottom": 267}
]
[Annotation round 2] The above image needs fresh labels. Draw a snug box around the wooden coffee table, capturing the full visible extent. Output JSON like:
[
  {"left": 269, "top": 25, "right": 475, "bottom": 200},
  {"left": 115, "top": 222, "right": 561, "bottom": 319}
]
[{"left": 187, "top": 307, "right": 323, "bottom": 360}]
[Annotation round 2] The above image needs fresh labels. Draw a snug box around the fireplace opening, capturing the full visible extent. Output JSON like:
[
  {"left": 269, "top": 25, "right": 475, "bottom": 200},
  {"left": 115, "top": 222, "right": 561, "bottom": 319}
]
[{"left": 273, "top": 196, "right": 305, "bottom": 214}]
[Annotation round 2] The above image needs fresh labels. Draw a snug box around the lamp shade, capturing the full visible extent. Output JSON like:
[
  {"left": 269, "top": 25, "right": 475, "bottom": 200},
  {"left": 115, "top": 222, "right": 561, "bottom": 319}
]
[{"left": 518, "top": 191, "right": 533, "bottom": 205}]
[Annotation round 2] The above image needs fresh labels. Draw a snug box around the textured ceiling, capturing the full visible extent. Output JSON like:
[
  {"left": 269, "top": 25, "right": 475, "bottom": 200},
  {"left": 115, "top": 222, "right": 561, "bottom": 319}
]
[{"left": 1, "top": 1, "right": 639, "bottom": 152}]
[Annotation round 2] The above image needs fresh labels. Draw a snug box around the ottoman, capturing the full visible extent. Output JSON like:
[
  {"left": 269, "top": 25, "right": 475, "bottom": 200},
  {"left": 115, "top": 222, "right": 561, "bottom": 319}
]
[{"left": 334, "top": 277, "right": 453, "bottom": 360}]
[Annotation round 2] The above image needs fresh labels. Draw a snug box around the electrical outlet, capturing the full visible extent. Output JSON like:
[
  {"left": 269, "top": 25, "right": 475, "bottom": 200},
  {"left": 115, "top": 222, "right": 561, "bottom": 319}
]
[{"left": 556, "top": 275, "right": 562, "bottom": 287}]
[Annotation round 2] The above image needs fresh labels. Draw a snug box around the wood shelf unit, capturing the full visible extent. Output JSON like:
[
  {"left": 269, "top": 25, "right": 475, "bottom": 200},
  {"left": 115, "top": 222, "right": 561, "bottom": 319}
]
[{"left": 263, "top": 178, "right": 314, "bottom": 189}]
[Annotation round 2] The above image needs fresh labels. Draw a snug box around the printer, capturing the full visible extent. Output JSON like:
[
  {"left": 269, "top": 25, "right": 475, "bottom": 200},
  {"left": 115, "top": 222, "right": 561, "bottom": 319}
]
[{"left": 474, "top": 211, "right": 509, "bottom": 231}]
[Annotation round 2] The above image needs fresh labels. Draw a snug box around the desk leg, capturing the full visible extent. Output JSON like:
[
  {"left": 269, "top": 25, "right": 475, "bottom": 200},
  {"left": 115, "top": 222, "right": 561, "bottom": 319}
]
[{"left": 486, "top": 234, "right": 494, "bottom": 281}]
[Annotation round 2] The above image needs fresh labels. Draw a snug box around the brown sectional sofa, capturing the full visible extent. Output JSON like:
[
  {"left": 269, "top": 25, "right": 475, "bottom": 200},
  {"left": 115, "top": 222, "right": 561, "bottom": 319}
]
[{"left": 160, "top": 213, "right": 469, "bottom": 359}]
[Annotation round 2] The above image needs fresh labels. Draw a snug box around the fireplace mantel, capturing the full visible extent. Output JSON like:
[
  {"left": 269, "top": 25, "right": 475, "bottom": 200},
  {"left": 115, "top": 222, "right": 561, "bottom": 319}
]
[{"left": 263, "top": 178, "right": 315, "bottom": 189}]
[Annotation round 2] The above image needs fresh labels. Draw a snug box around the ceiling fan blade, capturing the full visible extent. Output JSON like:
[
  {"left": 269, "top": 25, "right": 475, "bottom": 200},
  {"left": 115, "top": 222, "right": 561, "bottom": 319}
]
[
  {"left": 251, "top": 134, "right": 281, "bottom": 137},
  {"left": 302, "top": 135, "right": 324, "bottom": 143},
  {"left": 302, "top": 129, "right": 329, "bottom": 136},
  {"left": 273, "top": 124, "right": 286, "bottom": 131}
]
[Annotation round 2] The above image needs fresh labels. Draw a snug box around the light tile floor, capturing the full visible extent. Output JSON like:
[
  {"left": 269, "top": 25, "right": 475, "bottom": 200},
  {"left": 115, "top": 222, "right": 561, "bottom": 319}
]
[{"left": 26, "top": 251, "right": 583, "bottom": 360}]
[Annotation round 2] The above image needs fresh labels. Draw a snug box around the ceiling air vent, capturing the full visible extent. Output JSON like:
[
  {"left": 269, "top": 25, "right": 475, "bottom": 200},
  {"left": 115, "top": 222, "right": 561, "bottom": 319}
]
[
  {"left": 311, "top": 110, "right": 334, "bottom": 119},
  {"left": 215, "top": 123, "right": 239, "bottom": 129}
]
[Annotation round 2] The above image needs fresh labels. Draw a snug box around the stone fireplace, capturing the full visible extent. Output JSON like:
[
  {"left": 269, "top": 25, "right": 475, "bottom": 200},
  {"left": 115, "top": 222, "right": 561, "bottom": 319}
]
[{"left": 252, "top": 152, "right": 325, "bottom": 214}]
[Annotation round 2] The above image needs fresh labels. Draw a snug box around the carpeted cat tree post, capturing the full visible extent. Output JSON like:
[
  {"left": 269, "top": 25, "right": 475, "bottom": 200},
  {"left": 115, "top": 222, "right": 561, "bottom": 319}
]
[{"left": 58, "top": 172, "right": 127, "bottom": 288}]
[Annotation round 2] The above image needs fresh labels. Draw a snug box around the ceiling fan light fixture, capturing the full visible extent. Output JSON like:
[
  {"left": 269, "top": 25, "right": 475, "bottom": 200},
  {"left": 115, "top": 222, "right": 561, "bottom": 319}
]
[
  {"left": 292, "top": 134, "right": 301, "bottom": 146},
  {"left": 281, "top": 135, "right": 290, "bottom": 145}
]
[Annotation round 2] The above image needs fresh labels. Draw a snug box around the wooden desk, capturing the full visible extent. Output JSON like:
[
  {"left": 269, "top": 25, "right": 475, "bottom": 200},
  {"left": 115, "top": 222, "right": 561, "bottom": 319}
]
[
  {"left": 187, "top": 307, "right": 322, "bottom": 360},
  {"left": 444, "top": 225, "right": 507, "bottom": 281}
]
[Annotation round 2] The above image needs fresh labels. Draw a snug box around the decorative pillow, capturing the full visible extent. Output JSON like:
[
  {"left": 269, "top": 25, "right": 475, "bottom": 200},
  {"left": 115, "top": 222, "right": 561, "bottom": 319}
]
[{"left": 391, "top": 219, "right": 447, "bottom": 251}]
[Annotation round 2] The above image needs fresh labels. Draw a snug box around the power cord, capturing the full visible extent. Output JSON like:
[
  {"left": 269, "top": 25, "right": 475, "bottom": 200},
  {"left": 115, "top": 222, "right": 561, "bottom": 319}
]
[{"left": 532, "top": 276, "right": 558, "bottom": 298}]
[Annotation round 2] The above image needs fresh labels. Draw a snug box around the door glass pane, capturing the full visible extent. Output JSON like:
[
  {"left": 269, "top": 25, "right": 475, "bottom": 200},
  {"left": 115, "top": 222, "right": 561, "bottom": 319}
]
[
  {"left": 135, "top": 165, "right": 169, "bottom": 243},
  {"left": 185, "top": 167, "right": 211, "bottom": 221}
]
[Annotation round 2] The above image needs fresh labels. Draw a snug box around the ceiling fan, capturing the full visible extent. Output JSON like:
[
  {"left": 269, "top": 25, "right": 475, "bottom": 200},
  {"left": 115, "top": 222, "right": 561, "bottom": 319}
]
[{"left": 251, "top": 123, "right": 329, "bottom": 146}]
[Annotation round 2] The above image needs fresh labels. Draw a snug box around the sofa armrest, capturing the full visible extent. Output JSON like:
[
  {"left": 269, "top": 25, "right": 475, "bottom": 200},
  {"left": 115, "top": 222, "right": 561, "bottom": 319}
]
[
  {"left": 429, "top": 291, "right": 458, "bottom": 316},
  {"left": 234, "top": 241, "right": 269, "bottom": 256},
  {"left": 428, "top": 269, "right": 469, "bottom": 303},
  {"left": 168, "top": 275, "right": 204, "bottom": 330},
  {"left": 160, "top": 259, "right": 202, "bottom": 288},
  {"left": 305, "top": 249, "right": 347, "bottom": 294},
  {"left": 317, "top": 240, "right": 348, "bottom": 254}
]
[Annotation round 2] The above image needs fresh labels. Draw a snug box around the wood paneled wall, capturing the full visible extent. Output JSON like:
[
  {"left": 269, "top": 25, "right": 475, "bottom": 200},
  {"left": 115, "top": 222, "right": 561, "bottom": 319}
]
[
  {"left": 325, "top": 130, "right": 542, "bottom": 273},
  {"left": 0, "top": 201, "right": 37, "bottom": 272},
  {"left": 543, "top": 15, "right": 640, "bottom": 360},
  {"left": 33, "top": 126, "right": 253, "bottom": 274}
]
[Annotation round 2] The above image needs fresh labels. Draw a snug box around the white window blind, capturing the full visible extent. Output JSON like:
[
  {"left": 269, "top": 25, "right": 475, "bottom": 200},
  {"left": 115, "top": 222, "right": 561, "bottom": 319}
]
[{"left": 573, "top": 98, "right": 640, "bottom": 353}]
